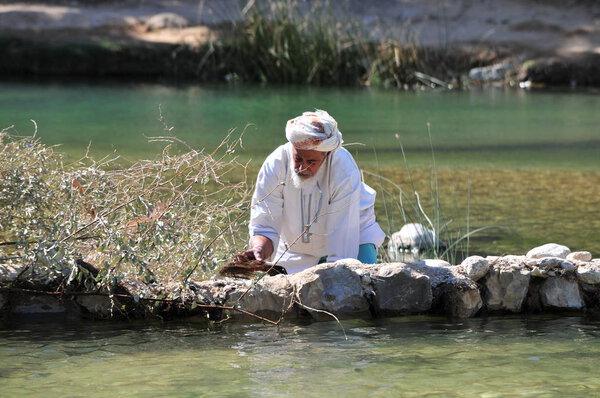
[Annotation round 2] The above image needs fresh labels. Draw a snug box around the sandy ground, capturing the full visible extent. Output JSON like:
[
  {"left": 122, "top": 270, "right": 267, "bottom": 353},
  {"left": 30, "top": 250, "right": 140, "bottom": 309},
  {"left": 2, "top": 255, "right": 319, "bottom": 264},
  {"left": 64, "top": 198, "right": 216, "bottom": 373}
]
[{"left": 0, "top": 0, "right": 598, "bottom": 58}]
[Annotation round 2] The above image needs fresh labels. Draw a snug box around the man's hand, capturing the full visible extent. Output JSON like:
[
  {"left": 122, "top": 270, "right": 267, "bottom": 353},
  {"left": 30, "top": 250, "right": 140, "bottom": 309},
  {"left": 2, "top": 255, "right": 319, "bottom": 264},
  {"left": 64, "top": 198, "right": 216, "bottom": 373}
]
[{"left": 240, "top": 235, "right": 274, "bottom": 263}]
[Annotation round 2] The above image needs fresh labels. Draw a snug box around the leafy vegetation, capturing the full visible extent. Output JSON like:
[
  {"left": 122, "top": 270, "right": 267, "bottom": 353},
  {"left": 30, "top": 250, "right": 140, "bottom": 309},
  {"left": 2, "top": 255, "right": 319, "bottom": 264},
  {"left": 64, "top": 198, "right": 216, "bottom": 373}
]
[{"left": 0, "top": 123, "right": 250, "bottom": 293}]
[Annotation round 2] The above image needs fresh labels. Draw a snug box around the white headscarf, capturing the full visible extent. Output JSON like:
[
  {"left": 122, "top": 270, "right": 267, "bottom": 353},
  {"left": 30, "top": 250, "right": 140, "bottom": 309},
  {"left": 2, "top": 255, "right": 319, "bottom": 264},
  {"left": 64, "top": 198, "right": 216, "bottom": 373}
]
[{"left": 285, "top": 109, "right": 344, "bottom": 152}]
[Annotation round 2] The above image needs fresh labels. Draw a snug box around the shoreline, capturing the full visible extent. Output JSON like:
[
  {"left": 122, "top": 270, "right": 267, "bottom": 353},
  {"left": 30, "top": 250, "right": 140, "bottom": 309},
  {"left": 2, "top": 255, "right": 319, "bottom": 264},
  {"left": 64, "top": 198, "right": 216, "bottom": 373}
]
[{"left": 1, "top": 0, "right": 598, "bottom": 87}]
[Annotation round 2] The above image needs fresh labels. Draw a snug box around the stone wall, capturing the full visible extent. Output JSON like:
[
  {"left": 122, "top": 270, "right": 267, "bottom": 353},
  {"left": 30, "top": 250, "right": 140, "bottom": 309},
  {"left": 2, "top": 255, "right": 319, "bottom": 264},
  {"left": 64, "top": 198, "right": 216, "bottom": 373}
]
[{"left": 1, "top": 243, "right": 599, "bottom": 322}]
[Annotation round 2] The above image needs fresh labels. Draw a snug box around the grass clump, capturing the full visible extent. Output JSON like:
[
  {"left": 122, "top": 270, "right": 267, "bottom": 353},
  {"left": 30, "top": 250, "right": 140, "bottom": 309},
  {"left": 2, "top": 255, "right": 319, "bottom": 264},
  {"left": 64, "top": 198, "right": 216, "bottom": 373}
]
[
  {"left": 210, "top": 0, "right": 437, "bottom": 88},
  {"left": 0, "top": 124, "right": 250, "bottom": 293}
]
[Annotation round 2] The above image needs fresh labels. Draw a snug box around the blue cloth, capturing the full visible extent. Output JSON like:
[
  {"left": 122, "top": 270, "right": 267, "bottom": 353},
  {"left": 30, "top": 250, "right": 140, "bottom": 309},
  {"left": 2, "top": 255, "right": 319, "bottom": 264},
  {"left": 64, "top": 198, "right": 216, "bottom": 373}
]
[{"left": 357, "top": 243, "right": 378, "bottom": 264}]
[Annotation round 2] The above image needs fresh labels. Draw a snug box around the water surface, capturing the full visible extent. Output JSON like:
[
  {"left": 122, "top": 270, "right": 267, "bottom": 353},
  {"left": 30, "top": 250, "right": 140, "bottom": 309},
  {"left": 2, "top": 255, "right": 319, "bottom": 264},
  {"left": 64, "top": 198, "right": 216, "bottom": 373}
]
[
  {"left": 1, "top": 79, "right": 599, "bottom": 256},
  {"left": 1, "top": 316, "right": 599, "bottom": 397}
]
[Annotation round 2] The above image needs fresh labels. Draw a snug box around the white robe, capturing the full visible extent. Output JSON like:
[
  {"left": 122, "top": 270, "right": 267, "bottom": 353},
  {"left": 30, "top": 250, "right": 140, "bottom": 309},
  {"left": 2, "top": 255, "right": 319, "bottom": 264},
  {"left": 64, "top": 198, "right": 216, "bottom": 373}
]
[{"left": 249, "top": 143, "right": 385, "bottom": 274}]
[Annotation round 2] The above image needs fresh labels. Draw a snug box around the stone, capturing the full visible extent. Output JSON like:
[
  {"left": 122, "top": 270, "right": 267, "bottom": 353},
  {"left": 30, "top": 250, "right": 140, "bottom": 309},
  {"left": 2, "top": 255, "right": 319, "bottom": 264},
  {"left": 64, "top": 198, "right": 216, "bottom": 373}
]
[
  {"left": 461, "top": 256, "right": 490, "bottom": 281},
  {"left": 539, "top": 277, "right": 584, "bottom": 310},
  {"left": 11, "top": 295, "right": 68, "bottom": 314},
  {"left": 0, "top": 263, "right": 28, "bottom": 283},
  {"left": 483, "top": 266, "right": 530, "bottom": 312},
  {"left": 289, "top": 263, "right": 369, "bottom": 320},
  {"left": 229, "top": 275, "right": 294, "bottom": 318},
  {"left": 388, "top": 223, "right": 446, "bottom": 260},
  {"left": 469, "top": 62, "right": 514, "bottom": 83},
  {"left": 527, "top": 257, "right": 575, "bottom": 273},
  {"left": 526, "top": 243, "right": 570, "bottom": 259},
  {"left": 76, "top": 295, "right": 114, "bottom": 318},
  {"left": 421, "top": 259, "right": 452, "bottom": 268},
  {"left": 144, "top": 13, "right": 189, "bottom": 31},
  {"left": 530, "top": 266, "right": 548, "bottom": 278},
  {"left": 577, "top": 262, "right": 600, "bottom": 284},
  {"left": 567, "top": 251, "right": 593, "bottom": 263},
  {"left": 370, "top": 264, "right": 432, "bottom": 315},
  {"left": 404, "top": 261, "right": 482, "bottom": 318}
]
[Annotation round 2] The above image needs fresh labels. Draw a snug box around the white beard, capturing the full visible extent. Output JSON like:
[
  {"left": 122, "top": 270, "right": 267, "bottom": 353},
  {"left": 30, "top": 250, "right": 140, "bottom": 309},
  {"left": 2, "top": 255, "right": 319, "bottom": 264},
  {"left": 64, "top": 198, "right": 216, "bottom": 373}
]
[{"left": 290, "top": 170, "right": 318, "bottom": 190}]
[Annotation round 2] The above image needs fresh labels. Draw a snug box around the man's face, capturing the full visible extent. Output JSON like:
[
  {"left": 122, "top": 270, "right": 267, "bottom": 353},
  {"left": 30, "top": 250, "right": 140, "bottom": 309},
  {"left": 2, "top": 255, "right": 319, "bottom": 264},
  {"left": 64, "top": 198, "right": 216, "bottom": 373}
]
[{"left": 292, "top": 147, "right": 328, "bottom": 179}]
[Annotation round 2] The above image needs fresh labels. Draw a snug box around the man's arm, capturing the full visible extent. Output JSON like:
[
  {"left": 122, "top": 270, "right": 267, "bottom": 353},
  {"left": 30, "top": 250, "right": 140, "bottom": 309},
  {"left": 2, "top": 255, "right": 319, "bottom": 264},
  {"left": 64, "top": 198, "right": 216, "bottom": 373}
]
[{"left": 247, "top": 146, "right": 286, "bottom": 261}]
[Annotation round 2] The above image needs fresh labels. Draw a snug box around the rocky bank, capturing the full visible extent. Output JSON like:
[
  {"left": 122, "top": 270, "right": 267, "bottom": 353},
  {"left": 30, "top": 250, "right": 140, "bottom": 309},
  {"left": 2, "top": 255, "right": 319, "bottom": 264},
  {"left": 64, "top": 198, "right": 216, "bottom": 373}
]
[{"left": 2, "top": 243, "right": 599, "bottom": 322}]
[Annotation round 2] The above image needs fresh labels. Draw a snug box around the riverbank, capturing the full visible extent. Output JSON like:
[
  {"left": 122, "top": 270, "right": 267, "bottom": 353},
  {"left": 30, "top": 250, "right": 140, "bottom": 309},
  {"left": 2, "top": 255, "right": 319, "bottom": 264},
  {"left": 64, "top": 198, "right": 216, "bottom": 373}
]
[
  {"left": 1, "top": 0, "right": 598, "bottom": 87},
  {"left": 2, "top": 243, "right": 599, "bottom": 322}
]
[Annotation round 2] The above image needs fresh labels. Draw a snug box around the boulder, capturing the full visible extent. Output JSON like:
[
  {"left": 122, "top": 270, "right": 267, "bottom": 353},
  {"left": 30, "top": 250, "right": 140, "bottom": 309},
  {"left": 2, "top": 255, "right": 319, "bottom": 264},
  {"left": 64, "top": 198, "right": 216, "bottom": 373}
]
[
  {"left": 483, "top": 265, "right": 530, "bottom": 312},
  {"left": 406, "top": 261, "right": 482, "bottom": 318},
  {"left": 228, "top": 275, "right": 294, "bottom": 319},
  {"left": 539, "top": 277, "right": 584, "bottom": 310},
  {"left": 460, "top": 256, "right": 490, "bottom": 281},
  {"left": 388, "top": 223, "right": 446, "bottom": 260},
  {"left": 577, "top": 261, "right": 600, "bottom": 285},
  {"left": 526, "top": 243, "right": 571, "bottom": 259},
  {"left": 369, "top": 263, "right": 432, "bottom": 315},
  {"left": 289, "top": 263, "right": 369, "bottom": 320}
]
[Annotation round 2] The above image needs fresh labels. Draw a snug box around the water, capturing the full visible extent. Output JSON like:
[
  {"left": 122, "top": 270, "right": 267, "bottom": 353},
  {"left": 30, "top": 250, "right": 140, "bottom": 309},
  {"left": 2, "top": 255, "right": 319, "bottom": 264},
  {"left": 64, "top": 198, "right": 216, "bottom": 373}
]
[
  {"left": 1, "top": 81, "right": 599, "bottom": 396},
  {"left": 1, "top": 80, "right": 598, "bottom": 169},
  {"left": 1, "top": 315, "right": 599, "bottom": 397},
  {"left": 3, "top": 79, "right": 597, "bottom": 256}
]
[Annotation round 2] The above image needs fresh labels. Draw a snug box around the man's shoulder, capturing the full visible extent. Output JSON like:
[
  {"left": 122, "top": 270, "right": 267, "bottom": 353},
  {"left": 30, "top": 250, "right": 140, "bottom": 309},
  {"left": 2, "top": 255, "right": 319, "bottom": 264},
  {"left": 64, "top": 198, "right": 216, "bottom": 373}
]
[{"left": 331, "top": 147, "right": 359, "bottom": 171}]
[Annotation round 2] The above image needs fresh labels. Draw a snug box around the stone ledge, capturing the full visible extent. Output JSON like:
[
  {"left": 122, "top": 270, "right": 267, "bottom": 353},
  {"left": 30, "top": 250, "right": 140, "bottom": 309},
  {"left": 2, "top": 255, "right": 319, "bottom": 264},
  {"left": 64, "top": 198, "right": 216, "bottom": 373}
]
[{"left": 1, "top": 243, "right": 599, "bottom": 322}]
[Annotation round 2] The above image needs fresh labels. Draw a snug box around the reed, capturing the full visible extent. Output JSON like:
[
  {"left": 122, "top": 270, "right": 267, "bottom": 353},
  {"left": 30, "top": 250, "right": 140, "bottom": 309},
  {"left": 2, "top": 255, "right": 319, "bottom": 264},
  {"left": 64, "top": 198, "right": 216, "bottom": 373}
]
[{"left": 365, "top": 126, "right": 503, "bottom": 264}]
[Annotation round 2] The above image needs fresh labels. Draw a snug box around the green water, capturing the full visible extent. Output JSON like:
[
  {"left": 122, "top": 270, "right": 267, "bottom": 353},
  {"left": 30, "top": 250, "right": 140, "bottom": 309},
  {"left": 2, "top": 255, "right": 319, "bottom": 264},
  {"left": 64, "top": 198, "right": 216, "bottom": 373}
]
[
  {"left": 1, "top": 81, "right": 600, "bottom": 395},
  {"left": 4, "top": 79, "right": 597, "bottom": 256},
  {"left": 2, "top": 80, "right": 598, "bottom": 169},
  {"left": 1, "top": 315, "right": 599, "bottom": 397}
]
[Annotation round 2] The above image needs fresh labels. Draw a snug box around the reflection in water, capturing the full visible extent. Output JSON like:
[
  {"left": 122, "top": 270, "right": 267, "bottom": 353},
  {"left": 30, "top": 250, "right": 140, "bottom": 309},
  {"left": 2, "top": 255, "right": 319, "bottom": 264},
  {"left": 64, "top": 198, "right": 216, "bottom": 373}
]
[{"left": 0, "top": 316, "right": 599, "bottom": 397}]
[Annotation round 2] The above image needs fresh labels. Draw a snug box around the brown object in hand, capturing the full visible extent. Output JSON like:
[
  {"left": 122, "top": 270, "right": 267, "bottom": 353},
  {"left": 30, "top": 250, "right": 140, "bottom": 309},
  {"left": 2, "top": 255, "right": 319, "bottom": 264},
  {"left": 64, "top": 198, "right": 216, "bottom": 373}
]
[{"left": 218, "top": 257, "right": 287, "bottom": 279}]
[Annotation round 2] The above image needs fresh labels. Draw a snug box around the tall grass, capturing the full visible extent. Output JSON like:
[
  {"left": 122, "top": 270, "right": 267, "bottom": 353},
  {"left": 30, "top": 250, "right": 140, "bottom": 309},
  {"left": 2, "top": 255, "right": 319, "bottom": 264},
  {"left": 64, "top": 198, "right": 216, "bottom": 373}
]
[{"left": 200, "top": 0, "right": 451, "bottom": 88}]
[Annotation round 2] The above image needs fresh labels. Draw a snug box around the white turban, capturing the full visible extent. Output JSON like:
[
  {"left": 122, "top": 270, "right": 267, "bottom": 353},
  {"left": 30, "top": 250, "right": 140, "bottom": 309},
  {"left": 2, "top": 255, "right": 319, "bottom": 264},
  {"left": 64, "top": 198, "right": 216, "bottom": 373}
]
[{"left": 285, "top": 110, "right": 343, "bottom": 152}]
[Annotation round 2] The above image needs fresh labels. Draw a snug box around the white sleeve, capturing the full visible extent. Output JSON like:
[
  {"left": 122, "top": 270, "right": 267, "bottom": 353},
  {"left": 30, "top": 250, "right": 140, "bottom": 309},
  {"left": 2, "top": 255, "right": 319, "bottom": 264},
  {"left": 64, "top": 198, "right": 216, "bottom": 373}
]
[
  {"left": 359, "top": 182, "right": 386, "bottom": 247},
  {"left": 248, "top": 148, "right": 286, "bottom": 256}
]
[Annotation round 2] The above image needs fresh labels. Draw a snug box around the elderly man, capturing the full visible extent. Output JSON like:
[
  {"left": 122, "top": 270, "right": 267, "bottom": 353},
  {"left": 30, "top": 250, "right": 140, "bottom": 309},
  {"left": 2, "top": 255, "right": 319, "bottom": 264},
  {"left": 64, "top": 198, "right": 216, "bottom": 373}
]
[{"left": 242, "top": 110, "right": 385, "bottom": 274}]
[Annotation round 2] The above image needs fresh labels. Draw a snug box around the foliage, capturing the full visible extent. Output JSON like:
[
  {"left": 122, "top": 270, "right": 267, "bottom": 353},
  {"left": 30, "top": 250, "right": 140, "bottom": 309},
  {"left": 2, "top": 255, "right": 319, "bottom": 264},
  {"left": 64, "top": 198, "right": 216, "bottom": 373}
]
[
  {"left": 0, "top": 124, "right": 250, "bottom": 292},
  {"left": 210, "top": 0, "right": 440, "bottom": 88}
]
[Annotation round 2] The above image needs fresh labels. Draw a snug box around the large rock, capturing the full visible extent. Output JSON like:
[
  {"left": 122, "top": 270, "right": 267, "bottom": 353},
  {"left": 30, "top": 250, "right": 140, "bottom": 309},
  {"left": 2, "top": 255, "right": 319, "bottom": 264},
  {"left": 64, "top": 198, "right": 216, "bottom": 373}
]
[
  {"left": 539, "top": 277, "right": 584, "bottom": 310},
  {"left": 289, "top": 263, "right": 369, "bottom": 320},
  {"left": 527, "top": 243, "right": 570, "bottom": 259},
  {"left": 369, "top": 263, "right": 432, "bottom": 315},
  {"left": 483, "top": 265, "right": 530, "bottom": 312},
  {"left": 388, "top": 223, "right": 446, "bottom": 260},
  {"left": 406, "top": 261, "right": 482, "bottom": 318},
  {"left": 460, "top": 256, "right": 490, "bottom": 281},
  {"left": 577, "top": 261, "right": 600, "bottom": 285},
  {"left": 228, "top": 275, "right": 294, "bottom": 319}
]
